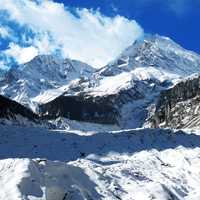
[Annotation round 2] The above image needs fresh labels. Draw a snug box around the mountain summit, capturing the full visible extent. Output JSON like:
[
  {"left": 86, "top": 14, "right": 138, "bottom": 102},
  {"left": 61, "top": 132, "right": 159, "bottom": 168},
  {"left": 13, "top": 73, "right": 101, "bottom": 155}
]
[
  {"left": 99, "top": 34, "right": 200, "bottom": 82},
  {"left": 0, "top": 55, "right": 94, "bottom": 111}
]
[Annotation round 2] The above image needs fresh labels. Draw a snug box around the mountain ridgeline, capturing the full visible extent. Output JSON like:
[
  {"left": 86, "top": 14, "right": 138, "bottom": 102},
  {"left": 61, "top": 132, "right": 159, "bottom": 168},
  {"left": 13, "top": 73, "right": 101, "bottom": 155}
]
[{"left": 1, "top": 34, "right": 200, "bottom": 129}]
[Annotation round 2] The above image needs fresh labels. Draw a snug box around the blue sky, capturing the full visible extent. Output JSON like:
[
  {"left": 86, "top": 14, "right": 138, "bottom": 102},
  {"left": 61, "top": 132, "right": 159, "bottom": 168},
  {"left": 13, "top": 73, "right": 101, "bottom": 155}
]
[
  {"left": 57, "top": 0, "right": 200, "bottom": 53},
  {"left": 0, "top": 0, "right": 199, "bottom": 69}
]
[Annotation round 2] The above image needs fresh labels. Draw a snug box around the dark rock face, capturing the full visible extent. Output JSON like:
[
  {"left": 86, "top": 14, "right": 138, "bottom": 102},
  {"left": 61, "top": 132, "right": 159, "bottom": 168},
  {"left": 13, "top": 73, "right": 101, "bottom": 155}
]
[
  {"left": 0, "top": 95, "right": 38, "bottom": 120},
  {"left": 39, "top": 82, "right": 146, "bottom": 125},
  {"left": 150, "top": 75, "right": 200, "bottom": 128},
  {"left": 39, "top": 95, "right": 118, "bottom": 124}
]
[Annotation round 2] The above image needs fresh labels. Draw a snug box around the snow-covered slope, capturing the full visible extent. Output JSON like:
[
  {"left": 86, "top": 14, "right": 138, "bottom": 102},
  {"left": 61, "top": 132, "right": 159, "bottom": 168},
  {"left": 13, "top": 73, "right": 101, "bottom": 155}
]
[
  {"left": 1, "top": 125, "right": 200, "bottom": 200},
  {"left": 0, "top": 55, "right": 94, "bottom": 111},
  {"left": 0, "top": 158, "right": 102, "bottom": 200}
]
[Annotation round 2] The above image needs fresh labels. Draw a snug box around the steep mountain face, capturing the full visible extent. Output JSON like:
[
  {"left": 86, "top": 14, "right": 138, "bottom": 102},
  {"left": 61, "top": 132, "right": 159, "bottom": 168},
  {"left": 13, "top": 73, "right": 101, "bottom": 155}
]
[
  {"left": 0, "top": 94, "right": 38, "bottom": 121},
  {"left": 0, "top": 55, "right": 94, "bottom": 111},
  {"left": 149, "top": 75, "right": 200, "bottom": 129},
  {"left": 38, "top": 35, "right": 200, "bottom": 128}
]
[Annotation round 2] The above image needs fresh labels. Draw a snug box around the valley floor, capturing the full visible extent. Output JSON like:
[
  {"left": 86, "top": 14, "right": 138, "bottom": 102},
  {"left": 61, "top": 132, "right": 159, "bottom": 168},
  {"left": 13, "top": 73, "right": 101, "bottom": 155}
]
[{"left": 0, "top": 125, "right": 200, "bottom": 200}]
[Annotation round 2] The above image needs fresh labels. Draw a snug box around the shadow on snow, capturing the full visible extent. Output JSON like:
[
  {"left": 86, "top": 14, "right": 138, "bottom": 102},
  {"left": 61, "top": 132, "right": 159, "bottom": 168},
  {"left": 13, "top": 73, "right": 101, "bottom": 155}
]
[{"left": 0, "top": 126, "right": 199, "bottom": 162}]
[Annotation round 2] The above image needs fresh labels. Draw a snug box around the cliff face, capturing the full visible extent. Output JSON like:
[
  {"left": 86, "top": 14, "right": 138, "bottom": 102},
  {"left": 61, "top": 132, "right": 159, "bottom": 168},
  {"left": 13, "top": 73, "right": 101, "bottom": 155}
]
[
  {"left": 0, "top": 95, "right": 38, "bottom": 120},
  {"left": 39, "top": 94, "right": 118, "bottom": 124},
  {"left": 150, "top": 75, "right": 200, "bottom": 129},
  {"left": 39, "top": 83, "right": 146, "bottom": 125}
]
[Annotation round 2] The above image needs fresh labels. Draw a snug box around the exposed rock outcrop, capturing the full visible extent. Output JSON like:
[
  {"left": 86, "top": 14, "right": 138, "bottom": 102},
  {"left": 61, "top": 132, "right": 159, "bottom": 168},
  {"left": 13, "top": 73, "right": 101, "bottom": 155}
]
[
  {"left": 150, "top": 75, "right": 200, "bottom": 129},
  {"left": 39, "top": 83, "right": 146, "bottom": 125}
]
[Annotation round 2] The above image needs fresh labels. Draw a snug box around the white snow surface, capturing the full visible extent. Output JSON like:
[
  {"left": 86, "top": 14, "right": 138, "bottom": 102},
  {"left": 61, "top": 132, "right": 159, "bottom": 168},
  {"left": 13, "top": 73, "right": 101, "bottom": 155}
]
[
  {"left": 85, "top": 67, "right": 180, "bottom": 98},
  {"left": 87, "top": 72, "right": 134, "bottom": 96},
  {"left": 1, "top": 124, "right": 200, "bottom": 199}
]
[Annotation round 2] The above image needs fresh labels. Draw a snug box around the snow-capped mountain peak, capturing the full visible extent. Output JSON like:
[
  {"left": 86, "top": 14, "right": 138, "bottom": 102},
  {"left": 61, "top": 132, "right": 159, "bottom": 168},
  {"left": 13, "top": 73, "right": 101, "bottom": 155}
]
[
  {"left": 99, "top": 34, "right": 200, "bottom": 82},
  {"left": 0, "top": 55, "right": 95, "bottom": 111}
]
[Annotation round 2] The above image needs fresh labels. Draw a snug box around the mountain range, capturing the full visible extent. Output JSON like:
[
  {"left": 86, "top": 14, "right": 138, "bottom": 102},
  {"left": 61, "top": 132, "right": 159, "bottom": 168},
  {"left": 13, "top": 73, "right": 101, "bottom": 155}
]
[
  {"left": 1, "top": 34, "right": 200, "bottom": 200},
  {"left": 1, "top": 34, "right": 200, "bottom": 128}
]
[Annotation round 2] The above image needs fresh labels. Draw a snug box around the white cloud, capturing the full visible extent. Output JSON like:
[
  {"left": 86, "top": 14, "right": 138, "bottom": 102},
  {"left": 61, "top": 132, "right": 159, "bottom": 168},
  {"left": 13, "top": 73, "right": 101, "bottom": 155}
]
[
  {"left": 5, "top": 43, "right": 38, "bottom": 64},
  {"left": 0, "top": 0, "right": 143, "bottom": 68}
]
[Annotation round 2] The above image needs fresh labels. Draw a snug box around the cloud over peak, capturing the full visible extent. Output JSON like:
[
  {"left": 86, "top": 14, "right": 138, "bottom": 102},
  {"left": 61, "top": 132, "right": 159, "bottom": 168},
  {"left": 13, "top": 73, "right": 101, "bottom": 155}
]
[{"left": 0, "top": 0, "right": 143, "bottom": 68}]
